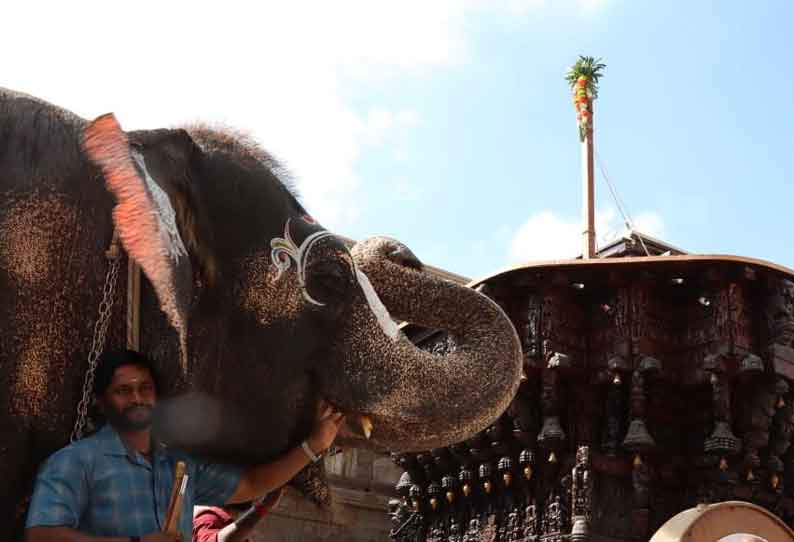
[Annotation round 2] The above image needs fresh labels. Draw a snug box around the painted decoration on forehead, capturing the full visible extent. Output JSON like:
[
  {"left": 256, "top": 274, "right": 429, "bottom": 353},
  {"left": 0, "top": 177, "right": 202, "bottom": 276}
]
[{"left": 270, "top": 217, "right": 336, "bottom": 306}]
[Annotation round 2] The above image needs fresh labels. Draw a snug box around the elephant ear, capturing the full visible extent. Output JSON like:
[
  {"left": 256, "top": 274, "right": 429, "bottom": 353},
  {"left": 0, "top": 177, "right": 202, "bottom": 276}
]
[{"left": 83, "top": 113, "right": 195, "bottom": 372}]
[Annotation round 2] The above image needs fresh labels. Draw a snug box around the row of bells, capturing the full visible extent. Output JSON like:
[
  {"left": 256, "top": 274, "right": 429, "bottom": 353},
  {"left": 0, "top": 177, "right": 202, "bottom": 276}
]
[{"left": 396, "top": 452, "right": 539, "bottom": 513}]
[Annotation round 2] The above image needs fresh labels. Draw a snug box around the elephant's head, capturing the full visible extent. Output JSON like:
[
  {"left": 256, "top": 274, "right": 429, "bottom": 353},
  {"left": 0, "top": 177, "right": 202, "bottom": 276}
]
[{"left": 82, "top": 114, "right": 522, "bottom": 462}]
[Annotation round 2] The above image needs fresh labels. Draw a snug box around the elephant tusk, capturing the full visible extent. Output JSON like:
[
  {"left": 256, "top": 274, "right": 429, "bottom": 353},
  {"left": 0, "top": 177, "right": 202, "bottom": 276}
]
[{"left": 361, "top": 416, "right": 374, "bottom": 439}]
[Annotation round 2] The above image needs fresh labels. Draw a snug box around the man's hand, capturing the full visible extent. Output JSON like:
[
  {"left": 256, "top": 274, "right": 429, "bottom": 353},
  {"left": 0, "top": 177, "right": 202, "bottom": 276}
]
[
  {"left": 142, "top": 532, "right": 182, "bottom": 542},
  {"left": 306, "top": 400, "right": 345, "bottom": 454},
  {"left": 226, "top": 400, "right": 345, "bottom": 504}
]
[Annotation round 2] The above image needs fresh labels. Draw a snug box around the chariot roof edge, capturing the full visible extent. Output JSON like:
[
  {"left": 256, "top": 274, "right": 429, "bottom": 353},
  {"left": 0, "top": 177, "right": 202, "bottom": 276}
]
[{"left": 465, "top": 253, "right": 794, "bottom": 290}]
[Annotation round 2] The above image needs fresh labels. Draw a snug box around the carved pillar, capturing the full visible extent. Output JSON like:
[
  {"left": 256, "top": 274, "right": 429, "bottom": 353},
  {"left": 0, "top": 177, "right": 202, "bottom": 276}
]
[
  {"left": 623, "top": 356, "right": 660, "bottom": 464},
  {"left": 442, "top": 475, "right": 462, "bottom": 542},
  {"left": 601, "top": 366, "right": 625, "bottom": 457},
  {"left": 703, "top": 355, "right": 742, "bottom": 478},
  {"left": 570, "top": 446, "right": 593, "bottom": 542},
  {"left": 769, "top": 378, "right": 792, "bottom": 493},
  {"left": 736, "top": 374, "right": 776, "bottom": 486},
  {"left": 538, "top": 356, "right": 567, "bottom": 463},
  {"left": 522, "top": 293, "right": 544, "bottom": 367},
  {"left": 765, "top": 278, "right": 794, "bottom": 379},
  {"left": 426, "top": 482, "right": 445, "bottom": 542}
]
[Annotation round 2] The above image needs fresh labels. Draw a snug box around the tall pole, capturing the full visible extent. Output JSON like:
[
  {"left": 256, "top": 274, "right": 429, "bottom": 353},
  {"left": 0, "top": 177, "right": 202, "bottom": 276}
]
[
  {"left": 582, "top": 105, "right": 596, "bottom": 259},
  {"left": 567, "top": 56, "right": 605, "bottom": 260}
]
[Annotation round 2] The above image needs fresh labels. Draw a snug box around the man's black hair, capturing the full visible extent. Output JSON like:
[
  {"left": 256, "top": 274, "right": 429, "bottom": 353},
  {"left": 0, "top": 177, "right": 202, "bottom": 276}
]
[{"left": 93, "top": 349, "right": 160, "bottom": 397}]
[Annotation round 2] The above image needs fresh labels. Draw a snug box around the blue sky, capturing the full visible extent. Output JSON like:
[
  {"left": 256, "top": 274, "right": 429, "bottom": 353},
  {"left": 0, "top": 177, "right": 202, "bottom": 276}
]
[{"left": 5, "top": 1, "right": 793, "bottom": 280}]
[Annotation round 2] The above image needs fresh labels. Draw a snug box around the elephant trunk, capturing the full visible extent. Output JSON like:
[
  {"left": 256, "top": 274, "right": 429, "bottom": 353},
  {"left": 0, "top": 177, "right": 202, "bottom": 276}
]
[{"left": 336, "top": 237, "right": 522, "bottom": 452}]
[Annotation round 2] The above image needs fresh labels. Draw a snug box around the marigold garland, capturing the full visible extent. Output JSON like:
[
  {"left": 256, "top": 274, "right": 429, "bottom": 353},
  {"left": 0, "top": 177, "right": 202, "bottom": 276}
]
[{"left": 565, "top": 56, "right": 606, "bottom": 142}]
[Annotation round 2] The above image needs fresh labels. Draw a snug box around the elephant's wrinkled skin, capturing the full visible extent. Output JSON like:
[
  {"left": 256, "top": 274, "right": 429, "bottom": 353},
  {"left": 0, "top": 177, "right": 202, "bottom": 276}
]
[{"left": 0, "top": 88, "right": 522, "bottom": 534}]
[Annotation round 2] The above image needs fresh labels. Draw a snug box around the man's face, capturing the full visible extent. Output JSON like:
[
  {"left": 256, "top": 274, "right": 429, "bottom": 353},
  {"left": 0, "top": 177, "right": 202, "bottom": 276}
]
[{"left": 100, "top": 364, "right": 157, "bottom": 432}]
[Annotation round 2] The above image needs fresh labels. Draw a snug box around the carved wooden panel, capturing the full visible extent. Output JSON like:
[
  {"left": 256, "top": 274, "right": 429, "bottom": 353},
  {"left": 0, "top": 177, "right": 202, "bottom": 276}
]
[{"left": 393, "top": 263, "right": 794, "bottom": 541}]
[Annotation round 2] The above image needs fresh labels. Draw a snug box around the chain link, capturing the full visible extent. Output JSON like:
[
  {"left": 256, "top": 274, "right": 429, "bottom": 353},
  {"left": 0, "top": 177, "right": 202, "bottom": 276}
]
[{"left": 70, "top": 254, "right": 121, "bottom": 442}]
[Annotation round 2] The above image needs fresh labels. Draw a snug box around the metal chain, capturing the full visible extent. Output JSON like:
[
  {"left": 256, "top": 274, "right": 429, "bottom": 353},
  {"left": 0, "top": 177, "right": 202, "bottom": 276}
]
[
  {"left": 70, "top": 247, "right": 122, "bottom": 442},
  {"left": 389, "top": 512, "right": 419, "bottom": 537}
]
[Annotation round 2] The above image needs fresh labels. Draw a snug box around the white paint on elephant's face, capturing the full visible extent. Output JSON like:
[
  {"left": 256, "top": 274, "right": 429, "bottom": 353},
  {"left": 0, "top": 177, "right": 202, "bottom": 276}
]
[
  {"left": 131, "top": 150, "right": 188, "bottom": 261},
  {"left": 355, "top": 268, "right": 399, "bottom": 342}
]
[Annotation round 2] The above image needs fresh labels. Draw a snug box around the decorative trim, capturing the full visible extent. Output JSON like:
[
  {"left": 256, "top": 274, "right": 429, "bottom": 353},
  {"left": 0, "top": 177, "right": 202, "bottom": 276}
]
[{"left": 270, "top": 217, "right": 335, "bottom": 306}]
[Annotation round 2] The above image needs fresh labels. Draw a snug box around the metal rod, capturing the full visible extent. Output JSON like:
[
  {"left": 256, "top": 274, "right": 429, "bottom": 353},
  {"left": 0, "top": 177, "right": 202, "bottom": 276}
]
[
  {"left": 127, "top": 259, "right": 141, "bottom": 351},
  {"left": 582, "top": 103, "right": 596, "bottom": 259}
]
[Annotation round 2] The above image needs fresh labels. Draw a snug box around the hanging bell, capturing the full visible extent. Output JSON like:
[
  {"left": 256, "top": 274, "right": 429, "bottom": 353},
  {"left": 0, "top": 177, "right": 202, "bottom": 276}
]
[
  {"left": 570, "top": 516, "right": 590, "bottom": 542},
  {"left": 704, "top": 421, "right": 741, "bottom": 456},
  {"left": 623, "top": 419, "right": 657, "bottom": 454},
  {"left": 396, "top": 471, "right": 414, "bottom": 497},
  {"left": 538, "top": 416, "right": 566, "bottom": 450}
]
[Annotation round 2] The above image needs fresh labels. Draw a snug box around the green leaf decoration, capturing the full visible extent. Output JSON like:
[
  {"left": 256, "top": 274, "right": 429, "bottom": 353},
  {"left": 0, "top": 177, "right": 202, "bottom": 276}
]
[{"left": 565, "top": 55, "right": 606, "bottom": 99}]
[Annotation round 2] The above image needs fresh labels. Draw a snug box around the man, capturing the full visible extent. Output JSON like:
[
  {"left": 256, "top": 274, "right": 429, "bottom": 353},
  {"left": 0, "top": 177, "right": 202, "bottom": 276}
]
[{"left": 25, "top": 350, "right": 344, "bottom": 542}]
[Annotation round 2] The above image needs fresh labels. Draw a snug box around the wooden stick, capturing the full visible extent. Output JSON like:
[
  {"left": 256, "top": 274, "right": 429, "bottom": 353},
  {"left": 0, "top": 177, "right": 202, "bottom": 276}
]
[{"left": 163, "top": 461, "right": 187, "bottom": 533}]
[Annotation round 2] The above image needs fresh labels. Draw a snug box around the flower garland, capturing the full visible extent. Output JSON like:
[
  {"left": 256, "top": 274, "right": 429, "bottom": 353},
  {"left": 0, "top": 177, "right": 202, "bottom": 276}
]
[{"left": 566, "top": 56, "right": 606, "bottom": 142}]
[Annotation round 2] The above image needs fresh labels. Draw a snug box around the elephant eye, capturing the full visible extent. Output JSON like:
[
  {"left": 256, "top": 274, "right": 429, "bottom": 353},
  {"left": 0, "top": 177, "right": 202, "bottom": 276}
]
[{"left": 305, "top": 260, "right": 353, "bottom": 306}]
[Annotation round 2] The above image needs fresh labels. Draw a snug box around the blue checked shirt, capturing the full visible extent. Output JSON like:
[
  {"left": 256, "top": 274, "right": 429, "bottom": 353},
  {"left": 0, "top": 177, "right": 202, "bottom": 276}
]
[{"left": 26, "top": 424, "right": 243, "bottom": 541}]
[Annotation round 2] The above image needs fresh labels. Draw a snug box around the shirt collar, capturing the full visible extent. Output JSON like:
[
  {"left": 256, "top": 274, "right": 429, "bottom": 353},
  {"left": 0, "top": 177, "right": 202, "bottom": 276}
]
[
  {"left": 96, "top": 424, "right": 168, "bottom": 461},
  {"left": 96, "top": 424, "right": 129, "bottom": 456}
]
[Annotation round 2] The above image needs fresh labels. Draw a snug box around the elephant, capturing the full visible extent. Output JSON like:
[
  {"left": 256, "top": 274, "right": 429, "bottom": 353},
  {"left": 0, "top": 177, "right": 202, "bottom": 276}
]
[{"left": 0, "top": 88, "right": 522, "bottom": 536}]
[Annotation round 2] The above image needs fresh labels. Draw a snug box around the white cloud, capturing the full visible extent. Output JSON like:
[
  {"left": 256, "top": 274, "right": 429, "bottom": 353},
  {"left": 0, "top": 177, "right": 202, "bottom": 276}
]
[
  {"left": 577, "top": 0, "right": 610, "bottom": 14},
  {"left": 504, "top": 0, "right": 548, "bottom": 15},
  {"left": 508, "top": 208, "right": 665, "bottom": 263},
  {"left": 4, "top": 0, "right": 610, "bottom": 230},
  {"left": 2, "top": 1, "right": 464, "bottom": 230},
  {"left": 358, "top": 108, "right": 422, "bottom": 147}
]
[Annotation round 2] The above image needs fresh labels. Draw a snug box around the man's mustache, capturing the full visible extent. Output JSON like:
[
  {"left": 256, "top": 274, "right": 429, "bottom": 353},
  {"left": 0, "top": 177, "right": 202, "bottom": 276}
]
[{"left": 124, "top": 404, "right": 153, "bottom": 415}]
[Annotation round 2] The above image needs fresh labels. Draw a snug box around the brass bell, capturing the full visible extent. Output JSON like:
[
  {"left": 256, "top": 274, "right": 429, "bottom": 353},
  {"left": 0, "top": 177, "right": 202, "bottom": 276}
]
[
  {"left": 612, "top": 372, "right": 622, "bottom": 385},
  {"left": 548, "top": 451, "right": 557, "bottom": 464},
  {"left": 623, "top": 419, "right": 657, "bottom": 453},
  {"left": 503, "top": 472, "right": 513, "bottom": 487},
  {"left": 430, "top": 497, "right": 439, "bottom": 511},
  {"left": 523, "top": 465, "right": 533, "bottom": 480},
  {"left": 747, "top": 469, "right": 755, "bottom": 482},
  {"left": 462, "top": 483, "right": 471, "bottom": 497},
  {"left": 483, "top": 480, "right": 492, "bottom": 494},
  {"left": 570, "top": 516, "right": 590, "bottom": 542},
  {"left": 633, "top": 454, "right": 643, "bottom": 467},
  {"left": 446, "top": 491, "right": 455, "bottom": 504},
  {"left": 772, "top": 473, "right": 780, "bottom": 489}
]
